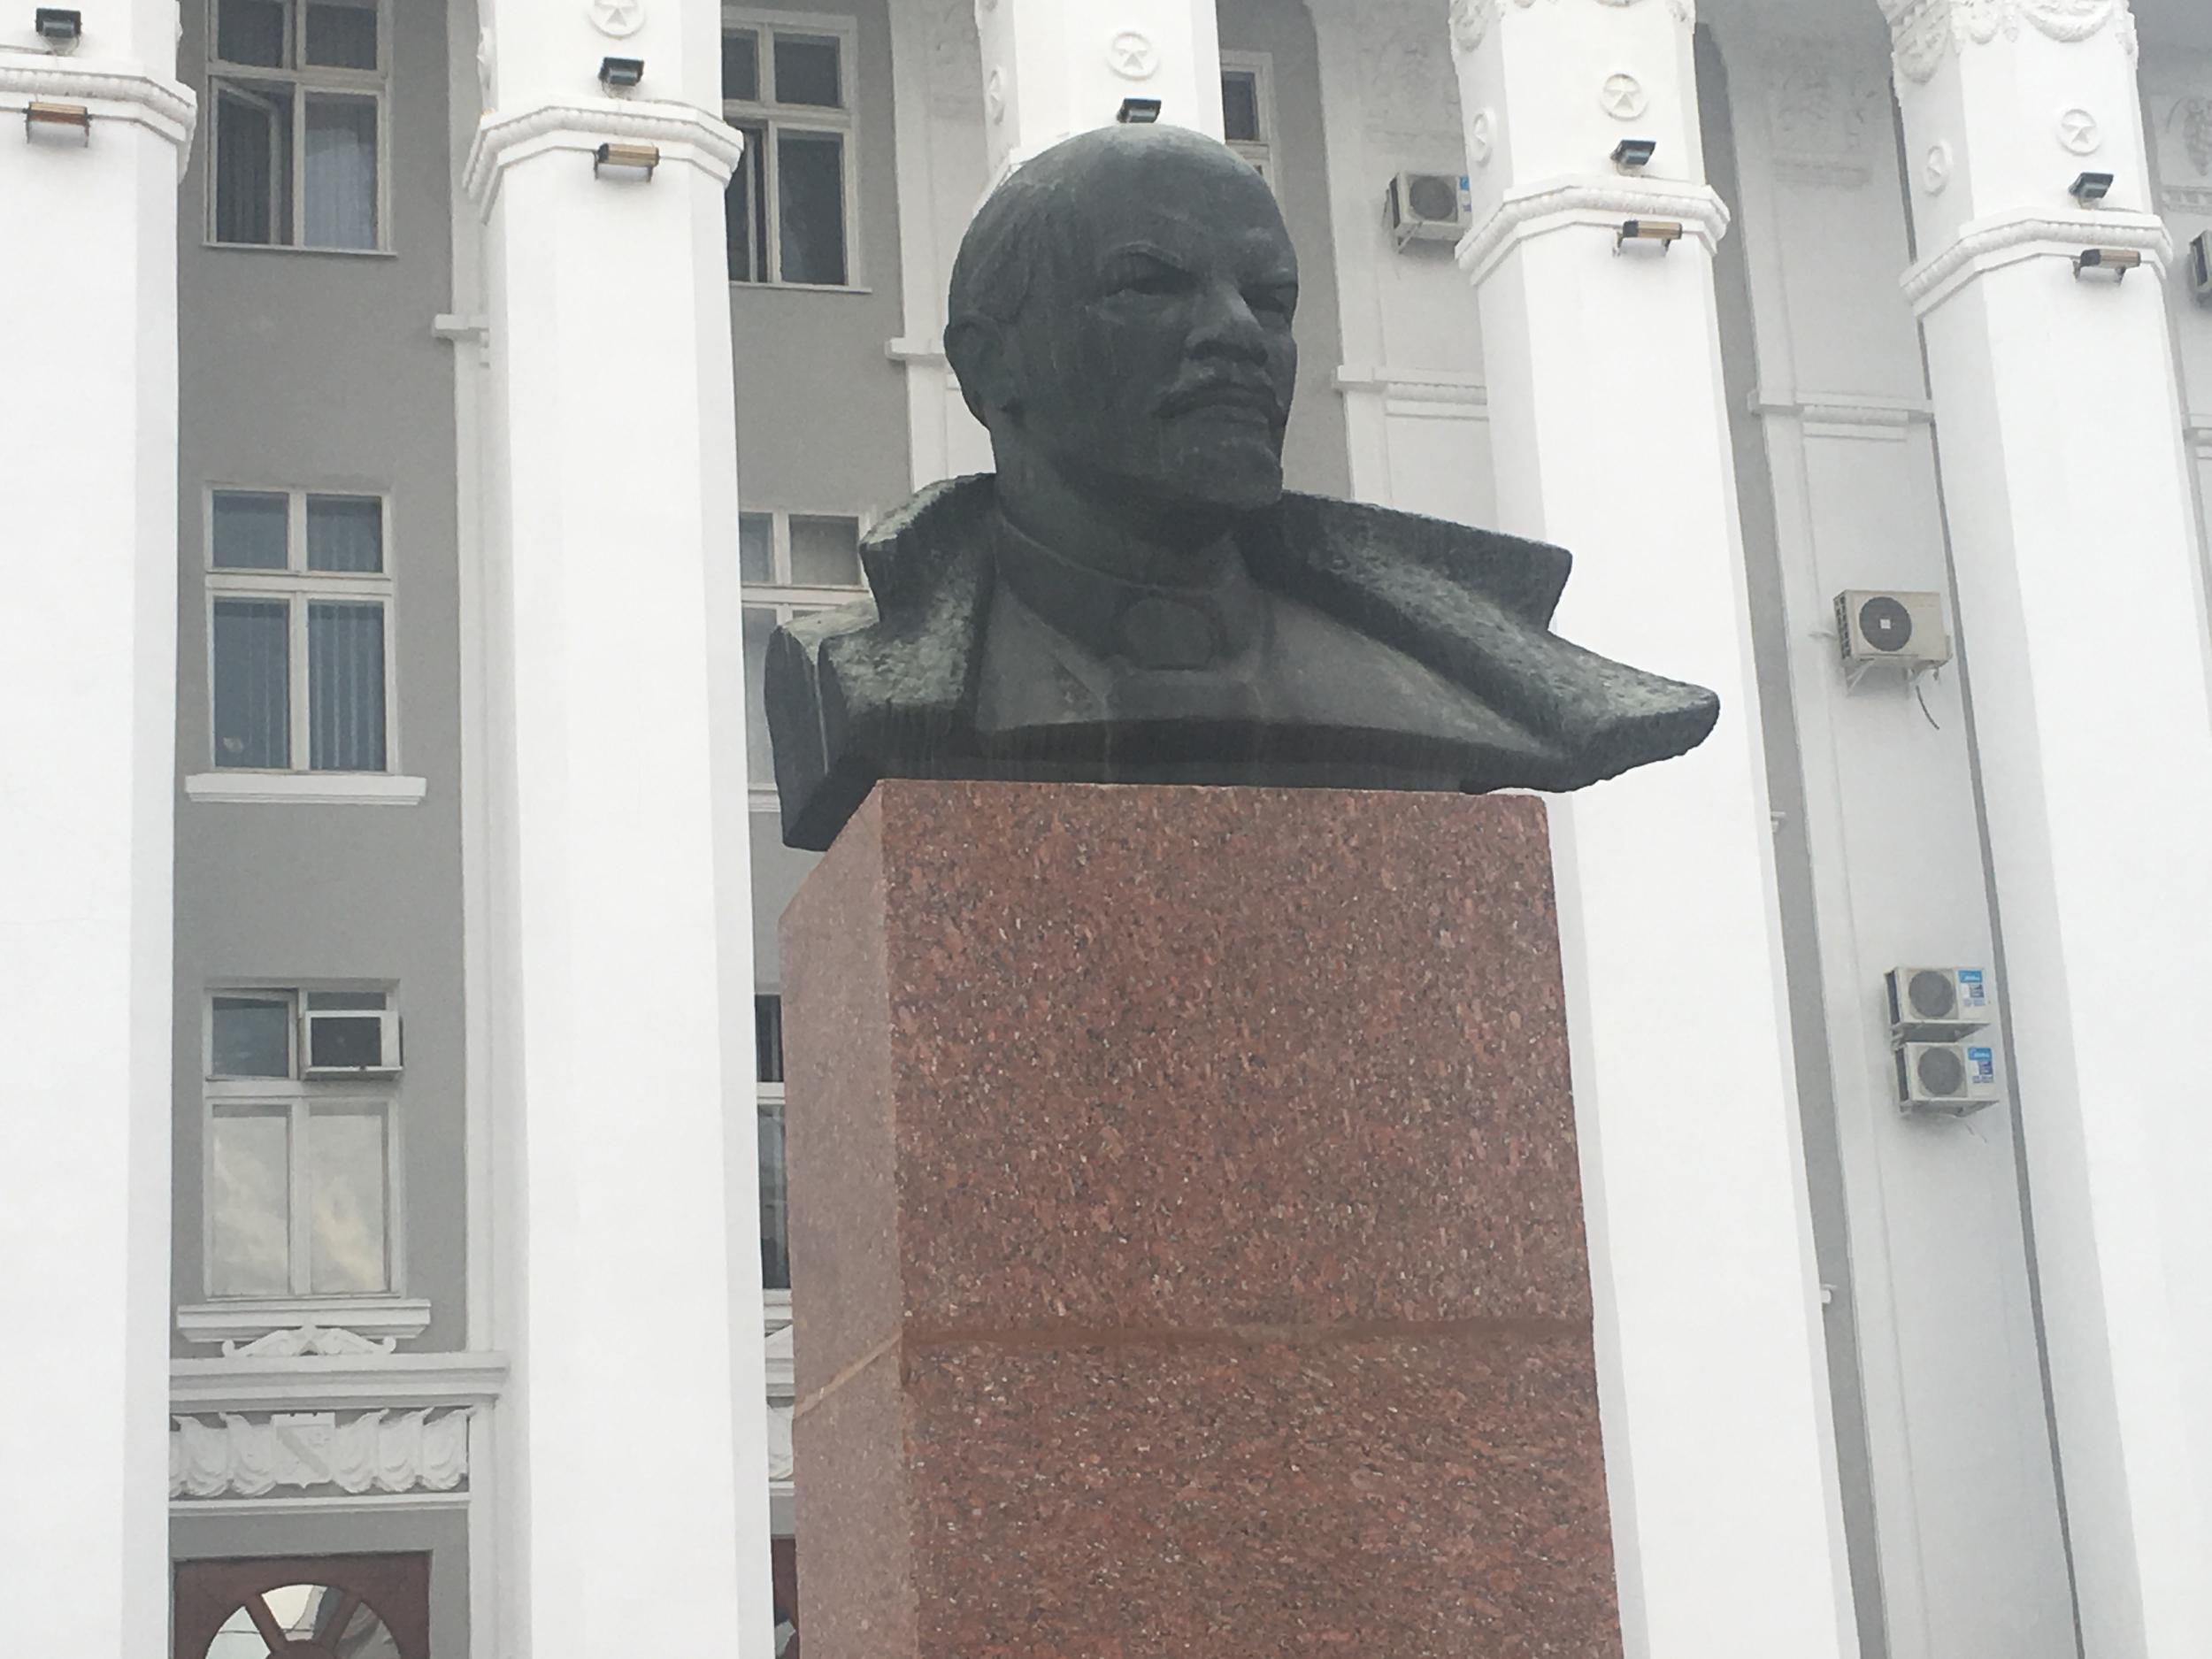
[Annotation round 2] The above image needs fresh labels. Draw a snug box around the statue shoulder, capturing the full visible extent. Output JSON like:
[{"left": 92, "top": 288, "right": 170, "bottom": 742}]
[{"left": 1258, "top": 492, "right": 1572, "bottom": 628}]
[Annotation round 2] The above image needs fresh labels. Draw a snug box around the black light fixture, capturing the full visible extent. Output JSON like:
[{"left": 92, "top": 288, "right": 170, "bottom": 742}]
[
  {"left": 34, "top": 7, "right": 81, "bottom": 45},
  {"left": 599, "top": 56, "right": 644, "bottom": 90},
  {"left": 2070, "top": 171, "right": 2114, "bottom": 204},
  {"left": 1611, "top": 137, "right": 1657, "bottom": 171},
  {"left": 1116, "top": 97, "right": 1162, "bottom": 125},
  {"left": 2072, "top": 246, "right": 2141, "bottom": 280},
  {"left": 1615, "top": 218, "right": 1684, "bottom": 255},
  {"left": 593, "top": 140, "right": 659, "bottom": 179}
]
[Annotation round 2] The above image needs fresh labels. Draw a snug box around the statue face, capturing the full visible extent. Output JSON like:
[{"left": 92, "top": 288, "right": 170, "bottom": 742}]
[{"left": 1005, "top": 152, "right": 1299, "bottom": 516}]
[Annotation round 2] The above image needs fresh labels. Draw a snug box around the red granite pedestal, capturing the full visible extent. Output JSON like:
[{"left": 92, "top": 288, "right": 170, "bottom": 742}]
[{"left": 781, "top": 780, "right": 1621, "bottom": 1658}]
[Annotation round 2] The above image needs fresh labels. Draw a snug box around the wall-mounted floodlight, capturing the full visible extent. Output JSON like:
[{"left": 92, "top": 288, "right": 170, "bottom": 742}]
[
  {"left": 2070, "top": 171, "right": 2114, "bottom": 204},
  {"left": 598, "top": 56, "right": 643, "bottom": 90},
  {"left": 1611, "top": 137, "right": 1656, "bottom": 171},
  {"left": 593, "top": 140, "right": 659, "bottom": 179},
  {"left": 25, "top": 97, "right": 88, "bottom": 142},
  {"left": 1117, "top": 97, "right": 1162, "bottom": 125},
  {"left": 33, "top": 8, "right": 81, "bottom": 45},
  {"left": 2071, "top": 246, "right": 2141, "bottom": 280},
  {"left": 1615, "top": 218, "right": 1683, "bottom": 255}
]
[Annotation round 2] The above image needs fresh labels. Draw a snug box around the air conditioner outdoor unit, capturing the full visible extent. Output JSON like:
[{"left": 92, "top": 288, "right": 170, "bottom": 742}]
[
  {"left": 1834, "top": 588, "right": 1951, "bottom": 678},
  {"left": 1895, "top": 1041, "right": 1999, "bottom": 1115},
  {"left": 302, "top": 995, "right": 402, "bottom": 1076},
  {"left": 1885, "top": 965, "right": 1993, "bottom": 1041},
  {"left": 1387, "top": 170, "right": 1470, "bottom": 250}
]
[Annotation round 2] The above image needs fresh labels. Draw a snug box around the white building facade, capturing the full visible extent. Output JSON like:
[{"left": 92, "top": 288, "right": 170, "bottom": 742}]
[{"left": 3, "top": 0, "right": 2210, "bottom": 1655}]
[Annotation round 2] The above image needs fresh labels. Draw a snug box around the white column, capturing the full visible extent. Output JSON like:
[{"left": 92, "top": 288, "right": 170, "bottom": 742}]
[
  {"left": 1880, "top": 4, "right": 2212, "bottom": 1654},
  {"left": 0, "top": 4, "right": 191, "bottom": 1653},
  {"left": 975, "top": 0, "right": 1222, "bottom": 181},
  {"left": 465, "top": 2, "right": 772, "bottom": 1652},
  {"left": 1452, "top": 5, "right": 1859, "bottom": 1657}
]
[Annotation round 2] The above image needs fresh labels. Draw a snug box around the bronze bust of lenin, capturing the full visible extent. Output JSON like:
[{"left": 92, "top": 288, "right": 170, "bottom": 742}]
[{"left": 764, "top": 124, "right": 1717, "bottom": 851}]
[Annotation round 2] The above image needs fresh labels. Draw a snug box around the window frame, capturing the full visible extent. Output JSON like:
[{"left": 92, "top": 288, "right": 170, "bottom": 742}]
[
  {"left": 720, "top": 6, "right": 864, "bottom": 291},
  {"left": 1220, "top": 51, "right": 1277, "bottom": 188},
  {"left": 203, "top": 486, "right": 401, "bottom": 777},
  {"left": 198, "top": 984, "right": 408, "bottom": 1307},
  {"left": 204, "top": 0, "right": 396, "bottom": 255}
]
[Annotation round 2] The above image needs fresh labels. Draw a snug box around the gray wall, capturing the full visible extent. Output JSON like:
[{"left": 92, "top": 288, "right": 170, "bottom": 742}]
[
  {"left": 173, "top": 0, "right": 468, "bottom": 1356},
  {"left": 1221, "top": 0, "right": 1351, "bottom": 500}
]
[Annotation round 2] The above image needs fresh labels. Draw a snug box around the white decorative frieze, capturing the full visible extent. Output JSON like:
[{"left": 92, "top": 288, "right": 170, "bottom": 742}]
[
  {"left": 1451, "top": 0, "right": 1694, "bottom": 50},
  {"left": 1359, "top": 0, "right": 1463, "bottom": 158},
  {"left": 220, "top": 1324, "right": 396, "bottom": 1360},
  {"left": 2151, "top": 91, "right": 2212, "bottom": 211},
  {"left": 1762, "top": 39, "right": 1889, "bottom": 188},
  {"left": 171, "top": 1407, "right": 471, "bottom": 1500},
  {"left": 1880, "top": 0, "right": 2137, "bottom": 86}
]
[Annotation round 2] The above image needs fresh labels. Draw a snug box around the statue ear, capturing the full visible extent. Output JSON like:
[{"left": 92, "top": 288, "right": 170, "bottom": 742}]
[{"left": 945, "top": 316, "right": 1023, "bottom": 429}]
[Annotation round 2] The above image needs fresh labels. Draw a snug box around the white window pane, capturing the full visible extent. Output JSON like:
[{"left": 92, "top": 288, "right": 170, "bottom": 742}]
[
  {"left": 212, "top": 598, "right": 291, "bottom": 769},
  {"left": 213, "top": 81, "right": 294, "bottom": 247},
  {"left": 743, "top": 605, "right": 777, "bottom": 787},
  {"left": 722, "top": 29, "right": 760, "bottom": 102},
  {"left": 1222, "top": 71, "right": 1262, "bottom": 144},
  {"left": 216, "top": 0, "right": 288, "bottom": 66},
  {"left": 777, "top": 130, "right": 847, "bottom": 286},
  {"left": 303, "top": 94, "right": 379, "bottom": 250},
  {"left": 788, "top": 514, "right": 862, "bottom": 587},
  {"left": 209, "top": 1110, "right": 290, "bottom": 1297},
  {"left": 307, "top": 601, "right": 387, "bottom": 772},
  {"left": 772, "top": 35, "right": 841, "bottom": 107},
  {"left": 212, "top": 994, "right": 292, "bottom": 1078},
  {"left": 759, "top": 1095, "right": 789, "bottom": 1290},
  {"left": 211, "top": 491, "right": 291, "bottom": 570},
  {"left": 308, "top": 1109, "right": 388, "bottom": 1294},
  {"left": 303, "top": 0, "right": 377, "bottom": 69},
  {"left": 740, "top": 512, "right": 775, "bottom": 582},
  {"left": 306, "top": 495, "right": 382, "bottom": 572},
  {"left": 726, "top": 128, "right": 767, "bottom": 282}
]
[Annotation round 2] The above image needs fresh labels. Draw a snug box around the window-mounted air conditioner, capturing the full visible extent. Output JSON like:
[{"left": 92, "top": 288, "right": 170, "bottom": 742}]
[
  {"left": 1885, "top": 965, "right": 1993, "bottom": 1042},
  {"left": 1387, "top": 170, "right": 1470, "bottom": 250},
  {"left": 302, "top": 994, "right": 401, "bottom": 1076},
  {"left": 1834, "top": 589, "right": 1952, "bottom": 675},
  {"left": 1895, "top": 1041, "right": 1998, "bottom": 1115}
]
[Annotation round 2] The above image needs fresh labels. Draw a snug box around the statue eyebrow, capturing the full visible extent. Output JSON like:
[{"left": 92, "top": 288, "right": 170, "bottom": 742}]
[{"left": 1096, "top": 242, "right": 1193, "bottom": 273}]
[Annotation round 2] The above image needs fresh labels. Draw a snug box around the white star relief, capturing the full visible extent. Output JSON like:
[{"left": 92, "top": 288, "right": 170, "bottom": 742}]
[{"left": 589, "top": 0, "right": 646, "bottom": 39}]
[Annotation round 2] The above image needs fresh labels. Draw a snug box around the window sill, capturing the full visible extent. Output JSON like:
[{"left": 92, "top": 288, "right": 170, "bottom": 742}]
[
  {"left": 729, "top": 280, "right": 872, "bottom": 296},
  {"left": 177, "top": 1296, "right": 434, "bottom": 1349},
  {"left": 203, "top": 241, "right": 398, "bottom": 259},
  {"left": 186, "top": 772, "right": 427, "bottom": 806}
]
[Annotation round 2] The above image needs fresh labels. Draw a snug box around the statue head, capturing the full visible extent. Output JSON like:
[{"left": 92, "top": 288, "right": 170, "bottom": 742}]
[{"left": 945, "top": 125, "right": 1300, "bottom": 529}]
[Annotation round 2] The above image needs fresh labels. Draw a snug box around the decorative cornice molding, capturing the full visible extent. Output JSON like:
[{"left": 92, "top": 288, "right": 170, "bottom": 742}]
[
  {"left": 171, "top": 1407, "right": 471, "bottom": 1500},
  {"left": 462, "top": 98, "right": 745, "bottom": 215},
  {"left": 177, "top": 1298, "right": 433, "bottom": 1347},
  {"left": 1457, "top": 176, "right": 1730, "bottom": 285},
  {"left": 0, "top": 51, "right": 196, "bottom": 172},
  {"left": 185, "top": 772, "right": 426, "bottom": 806},
  {"left": 1879, "top": 0, "right": 2137, "bottom": 87},
  {"left": 1900, "top": 207, "right": 2171, "bottom": 313},
  {"left": 173, "top": 1350, "right": 511, "bottom": 1413},
  {"left": 1748, "top": 388, "right": 1934, "bottom": 441}
]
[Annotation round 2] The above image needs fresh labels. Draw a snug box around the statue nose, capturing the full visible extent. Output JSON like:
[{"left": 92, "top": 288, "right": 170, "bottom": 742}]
[{"left": 1188, "top": 282, "right": 1268, "bottom": 360}]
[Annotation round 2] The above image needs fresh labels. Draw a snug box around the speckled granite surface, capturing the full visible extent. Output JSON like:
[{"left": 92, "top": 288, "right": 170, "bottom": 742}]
[{"left": 782, "top": 780, "right": 1620, "bottom": 1657}]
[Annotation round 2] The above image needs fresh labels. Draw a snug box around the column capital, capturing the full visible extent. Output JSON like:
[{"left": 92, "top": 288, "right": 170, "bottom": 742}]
[
  {"left": 462, "top": 97, "right": 744, "bottom": 216},
  {"left": 1879, "top": 0, "right": 2138, "bottom": 86},
  {"left": 1449, "top": 0, "right": 1696, "bottom": 56},
  {"left": 1458, "top": 175, "right": 1728, "bottom": 285},
  {"left": 1901, "top": 205, "right": 2170, "bottom": 314},
  {"left": 0, "top": 49, "right": 196, "bottom": 173}
]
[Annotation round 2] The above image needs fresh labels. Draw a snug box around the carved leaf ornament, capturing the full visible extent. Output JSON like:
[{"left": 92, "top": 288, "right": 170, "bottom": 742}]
[
  {"left": 1881, "top": 0, "right": 2137, "bottom": 83},
  {"left": 171, "top": 1408, "right": 471, "bottom": 1499}
]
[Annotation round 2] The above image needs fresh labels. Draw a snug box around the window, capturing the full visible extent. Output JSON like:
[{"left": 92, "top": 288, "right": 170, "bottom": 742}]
[
  {"left": 207, "top": 488, "right": 395, "bottom": 773},
  {"left": 203, "top": 987, "right": 399, "bottom": 1302},
  {"left": 207, "top": 0, "right": 388, "bottom": 250},
  {"left": 721, "top": 10, "right": 858, "bottom": 286},
  {"left": 757, "top": 993, "right": 789, "bottom": 1290},
  {"left": 1221, "top": 54, "right": 1275, "bottom": 186},
  {"left": 740, "top": 509, "right": 868, "bottom": 795},
  {"left": 174, "top": 1555, "right": 429, "bottom": 1659}
]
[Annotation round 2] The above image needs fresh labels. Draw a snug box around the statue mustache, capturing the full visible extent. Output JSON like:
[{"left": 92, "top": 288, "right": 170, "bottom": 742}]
[{"left": 1154, "top": 372, "right": 1286, "bottom": 420}]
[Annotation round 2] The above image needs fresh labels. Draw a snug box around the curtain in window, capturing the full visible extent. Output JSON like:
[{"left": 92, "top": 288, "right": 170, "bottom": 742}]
[
  {"left": 213, "top": 83, "right": 291, "bottom": 246},
  {"left": 306, "top": 495, "right": 382, "bottom": 572},
  {"left": 216, "top": 0, "right": 287, "bottom": 68},
  {"left": 308, "top": 1108, "right": 388, "bottom": 1294},
  {"left": 778, "top": 131, "right": 846, "bottom": 285},
  {"left": 212, "top": 598, "right": 290, "bottom": 768},
  {"left": 308, "top": 601, "right": 386, "bottom": 771},
  {"left": 303, "top": 94, "right": 378, "bottom": 250}
]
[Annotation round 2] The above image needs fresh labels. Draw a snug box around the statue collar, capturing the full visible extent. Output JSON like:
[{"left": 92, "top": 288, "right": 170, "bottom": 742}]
[{"left": 988, "top": 509, "right": 1265, "bottom": 671}]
